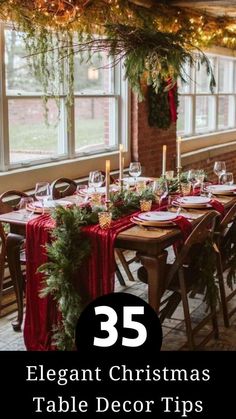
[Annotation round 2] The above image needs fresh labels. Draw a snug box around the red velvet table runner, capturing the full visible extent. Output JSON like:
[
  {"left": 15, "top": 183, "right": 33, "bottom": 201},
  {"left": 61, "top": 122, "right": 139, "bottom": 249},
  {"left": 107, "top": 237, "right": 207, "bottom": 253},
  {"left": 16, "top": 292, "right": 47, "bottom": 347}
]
[
  {"left": 23, "top": 206, "right": 192, "bottom": 351},
  {"left": 24, "top": 212, "right": 134, "bottom": 350}
]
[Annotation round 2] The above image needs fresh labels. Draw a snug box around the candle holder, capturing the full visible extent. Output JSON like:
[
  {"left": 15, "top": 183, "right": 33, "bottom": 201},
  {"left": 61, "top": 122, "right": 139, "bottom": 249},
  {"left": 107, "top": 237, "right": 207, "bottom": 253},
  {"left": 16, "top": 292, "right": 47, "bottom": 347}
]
[
  {"left": 90, "top": 192, "right": 102, "bottom": 206},
  {"left": 98, "top": 211, "right": 112, "bottom": 229},
  {"left": 136, "top": 180, "right": 146, "bottom": 194},
  {"left": 181, "top": 182, "right": 192, "bottom": 196},
  {"left": 140, "top": 199, "right": 152, "bottom": 212},
  {"left": 119, "top": 179, "right": 124, "bottom": 193}
]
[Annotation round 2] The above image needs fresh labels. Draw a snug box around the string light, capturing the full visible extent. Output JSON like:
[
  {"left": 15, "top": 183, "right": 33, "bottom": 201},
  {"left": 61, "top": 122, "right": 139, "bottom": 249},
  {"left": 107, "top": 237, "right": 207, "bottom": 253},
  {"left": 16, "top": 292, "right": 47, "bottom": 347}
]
[{"left": 1, "top": 0, "right": 236, "bottom": 50}]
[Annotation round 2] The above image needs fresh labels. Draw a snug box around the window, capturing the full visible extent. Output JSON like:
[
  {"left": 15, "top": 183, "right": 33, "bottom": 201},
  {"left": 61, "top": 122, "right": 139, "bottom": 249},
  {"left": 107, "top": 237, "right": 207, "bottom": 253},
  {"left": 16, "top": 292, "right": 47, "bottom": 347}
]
[
  {"left": 0, "top": 24, "right": 128, "bottom": 171},
  {"left": 177, "top": 54, "right": 236, "bottom": 138}
]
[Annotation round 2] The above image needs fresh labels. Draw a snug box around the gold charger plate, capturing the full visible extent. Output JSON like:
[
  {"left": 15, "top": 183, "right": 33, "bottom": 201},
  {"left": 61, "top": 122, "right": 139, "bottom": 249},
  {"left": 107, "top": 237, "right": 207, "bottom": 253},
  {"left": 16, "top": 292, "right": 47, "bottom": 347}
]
[
  {"left": 177, "top": 203, "right": 212, "bottom": 209},
  {"left": 26, "top": 203, "right": 51, "bottom": 214}
]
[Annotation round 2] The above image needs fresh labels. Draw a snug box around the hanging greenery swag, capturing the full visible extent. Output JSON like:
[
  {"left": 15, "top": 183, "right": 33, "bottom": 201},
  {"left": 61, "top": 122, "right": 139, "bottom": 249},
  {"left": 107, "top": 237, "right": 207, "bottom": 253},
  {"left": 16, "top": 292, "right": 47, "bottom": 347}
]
[
  {"left": 148, "top": 82, "right": 179, "bottom": 129},
  {"left": 0, "top": 0, "right": 231, "bottom": 121}
]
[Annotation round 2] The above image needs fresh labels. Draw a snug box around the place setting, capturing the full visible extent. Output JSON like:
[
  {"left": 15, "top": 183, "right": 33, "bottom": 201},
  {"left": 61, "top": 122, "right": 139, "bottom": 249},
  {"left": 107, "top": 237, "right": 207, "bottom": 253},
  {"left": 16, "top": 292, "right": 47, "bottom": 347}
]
[{"left": 24, "top": 182, "right": 73, "bottom": 216}]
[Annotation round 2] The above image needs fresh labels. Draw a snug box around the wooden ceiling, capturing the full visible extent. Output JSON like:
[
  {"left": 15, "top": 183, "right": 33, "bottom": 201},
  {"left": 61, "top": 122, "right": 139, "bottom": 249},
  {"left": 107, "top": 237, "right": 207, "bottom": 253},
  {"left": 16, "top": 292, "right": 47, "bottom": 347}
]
[{"left": 170, "top": 1, "right": 236, "bottom": 18}]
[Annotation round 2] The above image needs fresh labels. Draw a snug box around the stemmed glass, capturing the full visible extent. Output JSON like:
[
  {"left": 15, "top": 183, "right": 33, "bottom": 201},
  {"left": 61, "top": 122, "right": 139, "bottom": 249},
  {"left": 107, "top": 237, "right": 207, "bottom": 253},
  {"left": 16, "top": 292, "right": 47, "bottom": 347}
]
[
  {"left": 129, "top": 162, "right": 141, "bottom": 184},
  {"left": 213, "top": 161, "right": 226, "bottom": 184},
  {"left": 220, "top": 172, "right": 234, "bottom": 185},
  {"left": 187, "top": 169, "right": 199, "bottom": 194},
  {"left": 18, "top": 197, "right": 34, "bottom": 220},
  {"left": 88, "top": 171, "right": 104, "bottom": 192},
  {"left": 35, "top": 182, "right": 51, "bottom": 214},
  {"left": 195, "top": 169, "right": 205, "bottom": 190},
  {"left": 152, "top": 179, "right": 168, "bottom": 206}
]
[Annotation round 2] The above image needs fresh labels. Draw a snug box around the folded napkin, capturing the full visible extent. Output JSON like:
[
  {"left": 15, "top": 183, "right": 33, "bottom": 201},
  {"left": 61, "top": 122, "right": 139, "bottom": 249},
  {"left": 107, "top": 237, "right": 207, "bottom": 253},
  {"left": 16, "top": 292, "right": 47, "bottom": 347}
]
[
  {"left": 210, "top": 199, "right": 225, "bottom": 215},
  {"left": 173, "top": 216, "right": 193, "bottom": 240}
]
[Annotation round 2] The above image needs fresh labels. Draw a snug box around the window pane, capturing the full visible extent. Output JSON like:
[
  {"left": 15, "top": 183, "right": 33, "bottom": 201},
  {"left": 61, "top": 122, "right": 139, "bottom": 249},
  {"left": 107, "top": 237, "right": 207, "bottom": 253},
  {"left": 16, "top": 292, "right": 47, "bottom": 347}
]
[
  {"left": 178, "top": 61, "right": 193, "bottom": 94},
  {"left": 219, "top": 59, "right": 234, "bottom": 93},
  {"left": 74, "top": 52, "right": 113, "bottom": 94},
  {"left": 177, "top": 96, "right": 193, "bottom": 136},
  {"left": 218, "top": 95, "right": 235, "bottom": 130},
  {"left": 75, "top": 97, "right": 116, "bottom": 153},
  {"left": 196, "top": 57, "right": 216, "bottom": 93},
  {"left": 5, "top": 29, "right": 42, "bottom": 94},
  {"left": 195, "top": 96, "right": 216, "bottom": 134},
  {"left": 8, "top": 99, "right": 66, "bottom": 164}
]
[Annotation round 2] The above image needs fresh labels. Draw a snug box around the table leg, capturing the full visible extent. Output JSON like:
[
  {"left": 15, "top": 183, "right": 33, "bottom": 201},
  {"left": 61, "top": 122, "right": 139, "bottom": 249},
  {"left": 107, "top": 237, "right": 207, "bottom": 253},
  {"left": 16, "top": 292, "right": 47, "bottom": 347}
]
[
  {"left": 140, "top": 251, "right": 168, "bottom": 313},
  {"left": 6, "top": 233, "right": 25, "bottom": 331}
]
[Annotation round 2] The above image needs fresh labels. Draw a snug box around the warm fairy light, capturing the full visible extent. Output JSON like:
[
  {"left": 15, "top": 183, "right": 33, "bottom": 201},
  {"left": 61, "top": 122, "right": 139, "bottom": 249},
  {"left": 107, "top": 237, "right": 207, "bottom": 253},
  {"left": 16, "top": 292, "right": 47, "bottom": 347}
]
[{"left": 3, "top": 0, "right": 236, "bottom": 51}]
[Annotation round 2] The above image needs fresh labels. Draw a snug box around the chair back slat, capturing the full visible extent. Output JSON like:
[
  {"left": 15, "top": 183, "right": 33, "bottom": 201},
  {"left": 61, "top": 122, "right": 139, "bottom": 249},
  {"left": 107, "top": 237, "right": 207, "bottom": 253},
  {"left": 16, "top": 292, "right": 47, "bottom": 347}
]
[
  {"left": 166, "top": 211, "right": 220, "bottom": 286},
  {"left": 51, "top": 177, "right": 77, "bottom": 200},
  {"left": 220, "top": 201, "right": 236, "bottom": 231},
  {"left": 0, "top": 190, "right": 28, "bottom": 214}
]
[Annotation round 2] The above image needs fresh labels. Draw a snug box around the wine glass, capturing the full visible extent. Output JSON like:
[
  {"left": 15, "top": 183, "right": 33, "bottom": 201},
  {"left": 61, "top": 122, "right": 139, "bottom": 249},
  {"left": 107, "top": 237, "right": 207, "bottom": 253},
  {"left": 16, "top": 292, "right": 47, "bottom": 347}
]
[
  {"left": 195, "top": 169, "right": 205, "bottom": 190},
  {"left": 88, "top": 171, "right": 104, "bottom": 192},
  {"left": 35, "top": 182, "right": 51, "bottom": 214},
  {"left": 129, "top": 162, "right": 141, "bottom": 184},
  {"left": 220, "top": 172, "right": 234, "bottom": 185},
  {"left": 213, "top": 161, "right": 226, "bottom": 184},
  {"left": 187, "top": 169, "right": 198, "bottom": 194},
  {"left": 18, "top": 197, "right": 34, "bottom": 220},
  {"left": 152, "top": 179, "right": 168, "bottom": 207}
]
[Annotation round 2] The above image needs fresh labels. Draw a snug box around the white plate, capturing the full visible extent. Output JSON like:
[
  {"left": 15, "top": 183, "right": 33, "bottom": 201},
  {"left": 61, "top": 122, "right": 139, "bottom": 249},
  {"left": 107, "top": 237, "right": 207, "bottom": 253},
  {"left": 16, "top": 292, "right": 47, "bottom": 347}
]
[
  {"left": 207, "top": 185, "right": 236, "bottom": 194},
  {"left": 138, "top": 211, "right": 178, "bottom": 222},
  {"left": 122, "top": 177, "right": 151, "bottom": 186},
  {"left": 32, "top": 200, "right": 72, "bottom": 208},
  {"left": 79, "top": 185, "right": 119, "bottom": 195},
  {"left": 177, "top": 196, "right": 211, "bottom": 205}
]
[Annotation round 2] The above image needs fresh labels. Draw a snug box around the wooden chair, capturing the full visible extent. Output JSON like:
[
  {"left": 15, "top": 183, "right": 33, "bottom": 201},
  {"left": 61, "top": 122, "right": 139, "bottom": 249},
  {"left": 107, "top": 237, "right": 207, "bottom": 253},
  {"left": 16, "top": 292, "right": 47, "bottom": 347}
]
[
  {"left": 138, "top": 211, "right": 220, "bottom": 350},
  {"left": 0, "top": 190, "right": 28, "bottom": 325},
  {"left": 51, "top": 177, "right": 77, "bottom": 199},
  {"left": 115, "top": 249, "right": 138, "bottom": 283},
  {"left": 215, "top": 201, "right": 236, "bottom": 327}
]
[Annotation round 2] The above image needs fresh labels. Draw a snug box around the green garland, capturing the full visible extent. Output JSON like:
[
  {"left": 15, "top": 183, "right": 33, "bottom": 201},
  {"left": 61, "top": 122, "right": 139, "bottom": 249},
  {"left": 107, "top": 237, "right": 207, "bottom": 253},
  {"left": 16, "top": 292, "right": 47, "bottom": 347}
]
[
  {"left": 0, "top": 1, "right": 218, "bottom": 118},
  {"left": 38, "top": 188, "right": 156, "bottom": 350},
  {"left": 38, "top": 185, "right": 220, "bottom": 350},
  {"left": 221, "top": 224, "right": 236, "bottom": 290}
]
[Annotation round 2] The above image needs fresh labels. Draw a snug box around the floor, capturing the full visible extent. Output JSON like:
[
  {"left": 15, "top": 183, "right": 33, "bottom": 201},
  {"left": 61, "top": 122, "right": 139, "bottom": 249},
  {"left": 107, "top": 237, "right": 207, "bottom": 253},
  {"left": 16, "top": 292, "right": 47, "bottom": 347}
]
[{"left": 1, "top": 251, "right": 236, "bottom": 351}]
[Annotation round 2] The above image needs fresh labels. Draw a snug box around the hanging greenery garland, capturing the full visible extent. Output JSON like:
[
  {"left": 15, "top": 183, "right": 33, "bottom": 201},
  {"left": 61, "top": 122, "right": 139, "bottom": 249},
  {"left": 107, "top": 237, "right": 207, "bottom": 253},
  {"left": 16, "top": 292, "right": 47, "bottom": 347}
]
[{"left": 0, "top": 0, "right": 233, "bottom": 114}]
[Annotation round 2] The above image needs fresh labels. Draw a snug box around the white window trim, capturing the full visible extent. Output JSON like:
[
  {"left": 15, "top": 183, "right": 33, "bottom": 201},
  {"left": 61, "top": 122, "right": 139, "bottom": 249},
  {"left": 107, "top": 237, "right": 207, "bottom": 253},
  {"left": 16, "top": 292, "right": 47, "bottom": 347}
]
[
  {"left": 0, "top": 23, "right": 130, "bottom": 186},
  {"left": 178, "top": 46, "right": 236, "bottom": 156}
]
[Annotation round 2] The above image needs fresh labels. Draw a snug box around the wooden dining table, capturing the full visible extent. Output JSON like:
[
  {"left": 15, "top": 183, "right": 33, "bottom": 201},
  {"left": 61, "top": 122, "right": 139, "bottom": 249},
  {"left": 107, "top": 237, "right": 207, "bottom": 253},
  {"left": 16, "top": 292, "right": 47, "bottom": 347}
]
[{"left": 0, "top": 194, "right": 235, "bottom": 332}]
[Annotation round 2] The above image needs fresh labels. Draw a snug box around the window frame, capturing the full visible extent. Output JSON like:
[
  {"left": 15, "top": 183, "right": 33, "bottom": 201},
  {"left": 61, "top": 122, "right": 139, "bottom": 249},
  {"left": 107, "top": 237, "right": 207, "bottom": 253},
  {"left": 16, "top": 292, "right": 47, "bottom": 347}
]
[
  {"left": 177, "top": 51, "right": 236, "bottom": 141},
  {"left": 0, "top": 23, "right": 129, "bottom": 172}
]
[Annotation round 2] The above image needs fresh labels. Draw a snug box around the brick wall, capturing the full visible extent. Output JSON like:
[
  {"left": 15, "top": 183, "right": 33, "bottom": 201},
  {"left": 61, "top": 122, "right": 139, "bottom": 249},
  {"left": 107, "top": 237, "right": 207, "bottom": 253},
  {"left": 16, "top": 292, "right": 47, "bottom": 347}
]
[
  {"left": 131, "top": 92, "right": 236, "bottom": 181},
  {"left": 182, "top": 152, "right": 236, "bottom": 183},
  {"left": 131, "top": 92, "right": 177, "bottom": 177}
]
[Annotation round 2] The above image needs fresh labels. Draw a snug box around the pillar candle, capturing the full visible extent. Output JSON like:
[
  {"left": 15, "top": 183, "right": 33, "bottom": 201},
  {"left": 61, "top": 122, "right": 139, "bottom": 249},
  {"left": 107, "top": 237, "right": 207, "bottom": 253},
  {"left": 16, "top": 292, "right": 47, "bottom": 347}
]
[
  {"left": 162, "top": 145, "right": 167, "bottom": 176},
  {"left": 119, "top": 144, "right": 124, "bottom": 181},
  {"left": 177, "top": 137, "right": 182, "bottom": 168},
  {"left": 105, "top": 159, "right": 110, "bottom": 201}
]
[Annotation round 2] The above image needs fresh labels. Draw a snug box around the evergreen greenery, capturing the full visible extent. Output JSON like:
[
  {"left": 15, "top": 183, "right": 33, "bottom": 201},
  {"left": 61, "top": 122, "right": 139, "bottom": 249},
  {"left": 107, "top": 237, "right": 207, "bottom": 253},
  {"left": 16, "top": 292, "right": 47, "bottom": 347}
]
[
  {"left": 148, "top": 82, "right": 179, "bottom": 130},
  {"left": 193, "top": 237, "right": 219, "bottom": 311},
  {"left": 0, "top": 1, "right": 219, "bottom": 120},
  {"left": 38, "top": 188, "right": 155, "bottom": 350}
]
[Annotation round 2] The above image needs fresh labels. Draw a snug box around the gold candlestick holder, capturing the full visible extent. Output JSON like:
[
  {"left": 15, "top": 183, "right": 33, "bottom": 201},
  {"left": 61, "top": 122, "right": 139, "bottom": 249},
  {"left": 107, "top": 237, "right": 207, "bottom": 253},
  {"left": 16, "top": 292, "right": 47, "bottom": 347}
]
[
  {"left": 119, "top": 179, "right": 124, "bottom": 194},
  {"left": 176, "top": 166, "right": 182, "bottom": 194}
]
